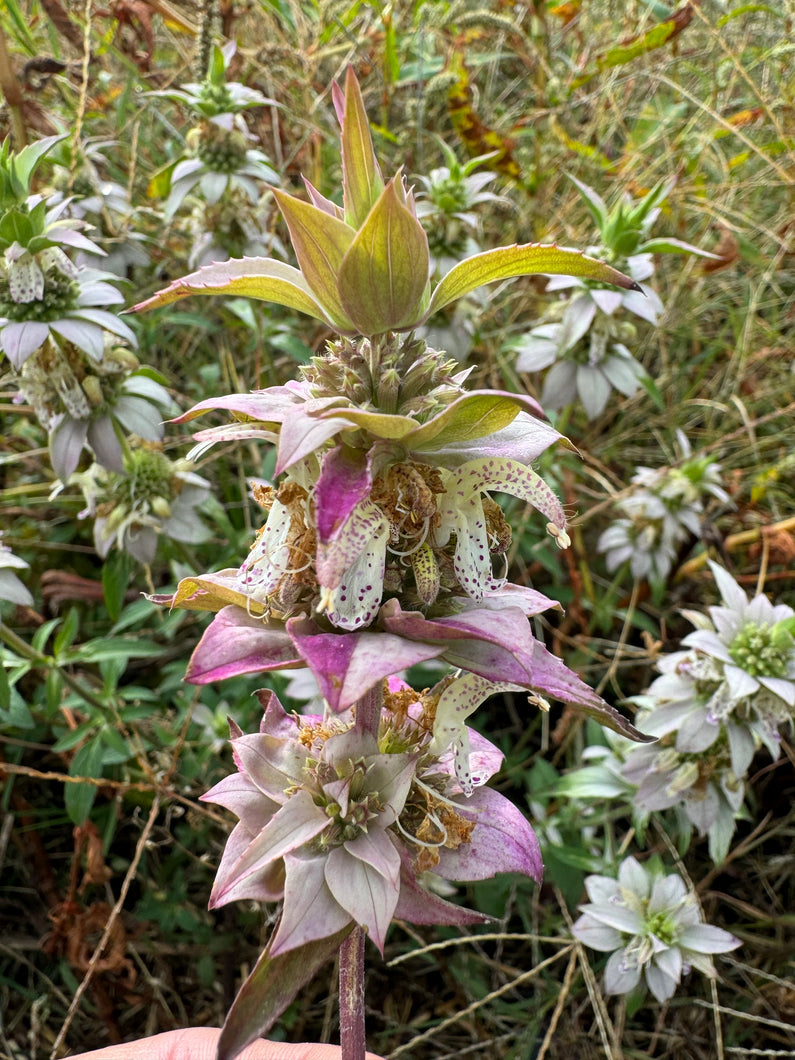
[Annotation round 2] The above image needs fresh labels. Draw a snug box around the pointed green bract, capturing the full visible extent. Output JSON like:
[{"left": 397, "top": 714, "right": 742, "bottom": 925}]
[
  {"left": 317, "top": 405, "right": 419, "bottom": 440},
  {"left": 273, "top": 188, "right": 357, "bottom": 330},
  {"left": 340, "top": 66, "right": 384, "bottom": 228},
  {"left": 132, "top": 257, "right": 330, "bottom": 323},
  {"left": 428, "top": 243, "right": 638, "bottom": 317},
  {"left": 338, "top": 177, "right": 431, "bottom": 335},
  {"left": 403, "top": 392, "right": 522, "bottom": 451},
  {"left": 217, "top": 927, "right": 352, "bottom": 1060}
]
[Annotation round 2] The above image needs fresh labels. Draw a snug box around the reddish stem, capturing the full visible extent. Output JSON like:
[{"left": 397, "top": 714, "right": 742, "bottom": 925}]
[
  {"left": 339, "top": 926, "right": 366, "bottom": 1060},
  {"left": 339, "top": 684, "right": 382, "bottom": 1059}
]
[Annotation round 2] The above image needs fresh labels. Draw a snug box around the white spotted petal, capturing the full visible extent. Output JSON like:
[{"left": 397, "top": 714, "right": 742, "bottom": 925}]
[
  {"left": 319, "top": 500, "right": 390, "bottom": 631},
  {"left": 428, "top": 672, "right": 525, "bottom": 794},
  {"left": 436, "top": 456, "right": 567, "bottom": 602}
]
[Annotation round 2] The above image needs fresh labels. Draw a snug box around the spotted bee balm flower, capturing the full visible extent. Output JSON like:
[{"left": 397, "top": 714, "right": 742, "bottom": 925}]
[
  {"left": 141, "top": 71, "right": 646, "bottom": 746},
  {"left": 573, "top": 856, "right": 740, "bottom": 1003},
  {"left": 633, "top": 561, "right": 795, "bottom": 775},
  {"left": 138, "top": 68, "right": 651, "bottom": 1055}
]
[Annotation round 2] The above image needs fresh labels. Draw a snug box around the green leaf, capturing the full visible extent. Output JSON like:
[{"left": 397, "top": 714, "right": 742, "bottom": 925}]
[
  {"left": 383, "top": 14, "right": 400, "bottom": 83},
  {"left": 566, "top": 173, "right": 609, "bottom": 232},
  {"left": 272, "top": 188, "right": 356, "bottom": 330},
  {"left": 217, "top": 928, "right": 352, "bottom": 1060},
  {"left": 3, "top": 689, "right": 33, "bottom": 729},
  {"left": 32, "top": 618, "right": 60, "bottom": 655},
  {"left": 337, "top": 177, "right": 430, "bottom": 335},
  {"left": 596, "top": 18, "right": 681, "bottom": 70},
  {"left": 46, "top": 669, "right": 62, "bottom": 714},
  {"left": 717, "top": 4, "right": 781, "bottom": 26},
  {"left": 4, "top": 134, "right": 66, "bottom": 204},
  {"left": 102, "top": 726, "right": 132, "bottom": 761},
  {"left": 53, "top": 720, "right": 97, "bottom": 753},
  {"left": 146, "top": 158, "right": 178, "bottom": 199},
  {"left": 70, "top": 637, "right": 162, "bottom": 663},
  {"left": 0, "top": 208, "right": 35, "bottom": 247},
  {"left": 53, "top": 607, "right": 80, "bottom": 658},
  {"left": 102, "top": 551, "right": 133, "bottom": 623},
  {"left": 0, "top": 0, "right": 39, "bottom": 55},
  {"left": 65, "top": 738, "right": 105, "bottom": 825},
  {"left": 0, "top": 655, "right": 9, "bottom": 711},
  {"left": 339, "top": 66, "right": 384, "bottom": 229},
  {"left": 100, "top": 654, "right": 128, "bottom": 694},
  {"left": 208, "top": 43, "right": 226, "bottom": 84},
  {"left": 427, "top": 243, "right": 637, "bottom": 317},
  {"left": 638, "top": 372, "right": 665, "bottom": 411}
]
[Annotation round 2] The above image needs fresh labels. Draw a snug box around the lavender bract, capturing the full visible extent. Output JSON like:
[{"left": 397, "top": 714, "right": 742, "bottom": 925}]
[{"left": 202, "top": 680, "right": 541, "bottom": 953}]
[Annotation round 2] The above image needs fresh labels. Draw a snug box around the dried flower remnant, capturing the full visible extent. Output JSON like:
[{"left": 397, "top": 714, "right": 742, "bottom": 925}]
[{"left": 515, "top": 176, "right": 719, "bottom": 420}]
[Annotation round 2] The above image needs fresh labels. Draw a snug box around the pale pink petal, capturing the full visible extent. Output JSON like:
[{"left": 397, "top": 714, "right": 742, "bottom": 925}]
[
  {"left": 435, "top": 786, "right": 542, "bottom": 882},
  {"left": 325, "top": 844, "right": 400, "bottom": 954},
  {"left": 269, "top": 852, "right": 352, "bottom": 956},
  {"left": 211, "top": 790, "right": 329, "bottom": 907}
]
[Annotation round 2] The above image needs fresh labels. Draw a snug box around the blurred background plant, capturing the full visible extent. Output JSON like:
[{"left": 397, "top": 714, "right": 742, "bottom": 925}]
[
  {"left": 146, "top": 41, "right": 282, "bottom": 268},
  {"left": 513, "top": 176, "right": 719, "bottom": 420},
  {"left": 0, "top": 1, "right": 793, "bottom": 1058}
]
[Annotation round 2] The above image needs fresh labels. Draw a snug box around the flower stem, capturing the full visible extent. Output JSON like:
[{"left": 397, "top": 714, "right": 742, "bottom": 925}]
[
  {"left": 338, "top": 684, "right": 382, "bottom": 1060},
  {"left": 339, "top": 926, "right": 366, "bottom": 1060}
]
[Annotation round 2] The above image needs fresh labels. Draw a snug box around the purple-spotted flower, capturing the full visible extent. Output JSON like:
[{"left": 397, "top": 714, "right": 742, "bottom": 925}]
[
  {"left": 515, "top": 175, "right": 718, "bottom": 420},
  {"left": 0, "top": 135, "right": 136, "bottom": 370},
  {"left": 19, "top": 341, "right": 173, "bottom": 481},
  {"left": 598, "top": 436, "right": 730, "bottom": 584},
  {"left": 147, "top": 43, "right": 279, "bottom": 223},
  {"left": 201, "top": 679, "right": 541, "bottom": 955},
  {"left": 573, "top": 855, "right": 739, "bottom": 1002}
]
